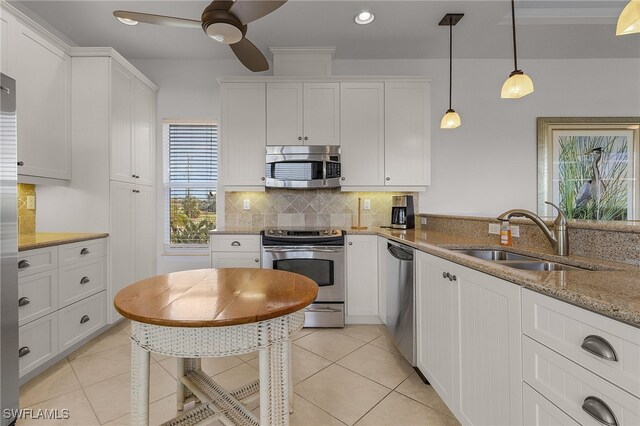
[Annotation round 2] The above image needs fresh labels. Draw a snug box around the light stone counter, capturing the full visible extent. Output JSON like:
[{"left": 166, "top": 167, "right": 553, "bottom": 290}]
[{"left": 18, "top": 232, "right": 109, "bottom": 251}]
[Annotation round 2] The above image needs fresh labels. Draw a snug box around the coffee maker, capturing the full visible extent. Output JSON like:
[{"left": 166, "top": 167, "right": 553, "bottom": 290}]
[{"left": 391, "top": 196, "right": 415, "bottom": 229}]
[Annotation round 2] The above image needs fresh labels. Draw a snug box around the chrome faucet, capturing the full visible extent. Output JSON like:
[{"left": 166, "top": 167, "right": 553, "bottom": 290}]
[{"left": 496, "top": 201, "right": 569, "bottom": 256}]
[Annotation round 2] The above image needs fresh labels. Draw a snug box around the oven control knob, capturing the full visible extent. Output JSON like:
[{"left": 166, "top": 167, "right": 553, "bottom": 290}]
[
  {"left": 277, "top": 230, "right": 283, "bottom": 235},
  {"left": 322, "top": 230, "right": 329, "bottom": 235},
  {"left": 332, "top": 229, "right": 338, "bottom": 235}
]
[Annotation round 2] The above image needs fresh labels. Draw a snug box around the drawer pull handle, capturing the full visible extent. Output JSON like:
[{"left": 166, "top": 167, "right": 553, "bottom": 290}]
[
  {"left": 581, "top": 335, "right": 618, "bottom": 362},
  {"left": 254, "top": 258, "right": 259, "bottom": 263},
  {"left": 18, "top": 297, "right": 31, "bottom": 307},
  {"left": 80, "top": 315, "right": 90, "bottom": 324},
  {"left": 80, "top": 248, "right": 90, "bottom": 255},
  {"left": 231, "top": 241, "right": 241, "bottom": 246},
  {"left": 18, "top": 260, "right": 30, "bottom": 269},
  {"left": 19, "top": 347, "right": 30, "bottom": 357},
  {"left": 80, "top": 276, "right": 91, "bottom": 285},
  {"left": 582, "top": 396, "right": 618, "bottom": 426}
]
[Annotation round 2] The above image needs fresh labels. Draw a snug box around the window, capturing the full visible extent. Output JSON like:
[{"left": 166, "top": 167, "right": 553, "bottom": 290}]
[{"left": 163, "top": 120, "right": 217, "bottom": 248}]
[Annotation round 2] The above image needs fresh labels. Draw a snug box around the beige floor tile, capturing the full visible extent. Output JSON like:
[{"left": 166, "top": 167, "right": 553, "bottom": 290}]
[
  {"left": 369, "top": 333, "right": 401, "bottom": 355},
  {"left": 356, "top": 391, "right": 460, "bottom": 426},
  {"left": 103, "top": 393, "right": 194, "bottom": 426},
  {"left": 17, "top": 389, "right": 100, "bottom": 426},
  {"left": 337, "top": 344, "right": 413, "bottom": 389},
  {"left": 236, "top": 351, "right": 258, "bottom": 362},
  {"left": 20, "top": 359, "right": 81, "bottom": 407},
  {"left": 83, "top": 363, "right": 177, "bottom": 424},
  {"left": 295, "top": 330, "right": 365, "bottom": 362},
  {"left": 290, "top": 394, "right": 346, "bottom": 426},
  {"left": 335, "top": 324, "right": 386, "bottom": 343},
  {"left": 396, "top": 372, "right": 456, "bottom": 418},
  {"left": 291, "top": 328, "right": 317, "bottom": 341},
  {"left": 151, "top": 352, "right": 170, "bottom": 362},
  {"left": 295, "top": 364, "right": 390, "bottom": 426},
  {"left": 158, "top": 356, "right": 243, "bottom": 378},
  {"left": 69, "top": 344, "right": 133, "bottom": 387},
  {"left": 291, "top": 345, "right": 332, "bottom": 384},
  {"left": 212, "top": 363, "right": 259, "bottom": 392},
  {"left": 67, "top": 324, "right": 131, "bottom": 361}
]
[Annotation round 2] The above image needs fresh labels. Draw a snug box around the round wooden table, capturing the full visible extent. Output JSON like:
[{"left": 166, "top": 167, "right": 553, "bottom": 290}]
[{"left": 114, "top": 268, "right": 318, "bottom": 426}]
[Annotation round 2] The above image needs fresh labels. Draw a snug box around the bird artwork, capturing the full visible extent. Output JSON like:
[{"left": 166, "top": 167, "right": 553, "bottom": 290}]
[{"left": 575, "top": 147, "right": 606, "bottom": 219}]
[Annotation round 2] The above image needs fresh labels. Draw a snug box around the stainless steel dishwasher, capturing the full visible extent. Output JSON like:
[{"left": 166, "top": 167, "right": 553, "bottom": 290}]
[{"left": 385, "top": 241, "right": 416, "bottom": 366}]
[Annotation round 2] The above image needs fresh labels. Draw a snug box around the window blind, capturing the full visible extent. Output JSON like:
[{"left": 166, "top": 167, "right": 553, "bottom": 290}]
[{"left": 168, "top": 124, "right": 218, "bottom": 184}]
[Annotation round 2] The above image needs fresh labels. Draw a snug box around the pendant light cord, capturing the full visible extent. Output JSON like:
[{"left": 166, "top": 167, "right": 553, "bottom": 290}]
[
  {"left": 448, "top": 22, "right": 453, "bottom": 110},
  {"left": 511, "top": 0, "right": 518, "bottom": 71}
]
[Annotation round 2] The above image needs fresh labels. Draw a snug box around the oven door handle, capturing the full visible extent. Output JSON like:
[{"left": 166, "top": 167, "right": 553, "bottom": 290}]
[
  {"left": 263, "top": 247, "right": 343, "bottom": 253},
  {"left": 305, "top": 306, "right": 343, "bottom": 313}
]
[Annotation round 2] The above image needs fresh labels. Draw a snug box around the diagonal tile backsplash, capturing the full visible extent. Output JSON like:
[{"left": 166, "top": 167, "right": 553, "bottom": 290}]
[{"left": 225, "top": 189, "right": 418, "bottom": 229}]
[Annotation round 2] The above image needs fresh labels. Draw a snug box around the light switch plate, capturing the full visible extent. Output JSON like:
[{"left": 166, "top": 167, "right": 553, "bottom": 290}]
[
  {"left": 511, "top": 225, "right": 520, "bottom": 238},
  {"left": 363, "top": 199, "right": 371, "bottom": 210},
  {"left": 27, "top": 195, "right": 35, "bottom": 210},
  {"left": 421, "top": 217, "right": 427, "bottom": 225},
  {"left": 488, "top": 223, "right": 501, "bottom": 235},
  {"left": 243, "top": 199, "right": 250, "bottom": 210}
]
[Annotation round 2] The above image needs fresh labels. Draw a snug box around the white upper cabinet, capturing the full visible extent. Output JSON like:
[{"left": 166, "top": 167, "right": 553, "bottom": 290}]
[
  {"left": 12, "top": 20, "right": 71, "bottom": 180},
  {"left": 384, "top": 82, "right": 430, "bottom": 186},
  {"left": 340, "top": 83, "right": 385, "bottom": 186},
  {"left": 221, "top": 83, "right": 267, "bottom": 187},
  {"left": 266, "top": 82, "right": 339, "bottom": 146},
  {"left": 1, "top": 15, "right": 8, "bottom": 75},
  {"left": 110, "top": 61, "right": 155, "bottom": 186}
]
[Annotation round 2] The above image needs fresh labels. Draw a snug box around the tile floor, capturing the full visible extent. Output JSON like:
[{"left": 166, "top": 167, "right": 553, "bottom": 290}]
[{"left": 18, "top": 321, "right": 460, "bottom": 426}]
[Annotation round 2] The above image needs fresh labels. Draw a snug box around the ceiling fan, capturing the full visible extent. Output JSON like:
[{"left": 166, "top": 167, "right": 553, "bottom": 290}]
[{"left": 113, "top": 1, "right": 287, "bottom": 72}]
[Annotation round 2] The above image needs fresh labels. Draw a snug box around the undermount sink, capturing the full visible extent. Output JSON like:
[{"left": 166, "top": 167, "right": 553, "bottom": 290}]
[{"left": 453, "top": 249, "right": 589, "bottom": 271}]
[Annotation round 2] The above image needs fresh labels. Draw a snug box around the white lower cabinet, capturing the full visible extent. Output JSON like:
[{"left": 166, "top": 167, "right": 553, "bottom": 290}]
[
  {"left": 18, "top": 312, "right": 58, "bottom": 377},
  {"left": 346, "top": 235, "right": 378, "bottom": 317},
  {"left": 211, "top": 252, "right": 261, "bottom": 268},
  {"left": 58, "top": 291, "right": 106, "bottom": 351},
  {"left": 523, "top": 383, "right": 579, "bottom": 426},
  {"left": 210, "top": 234, "right": 261, "bottom": 269},
  {"left": 18, "top": 270, "right": 57, "bottom": 326}
]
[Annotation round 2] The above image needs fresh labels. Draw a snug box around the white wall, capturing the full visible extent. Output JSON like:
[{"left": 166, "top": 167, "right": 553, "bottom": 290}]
[{"left": 131, "top": 56, "right": 640, "bottom": 273}]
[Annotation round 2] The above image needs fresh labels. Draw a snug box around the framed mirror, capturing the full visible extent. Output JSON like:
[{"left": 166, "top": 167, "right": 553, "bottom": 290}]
[{"left": 537, "top": 117, "right": 640, "bottom": 220}]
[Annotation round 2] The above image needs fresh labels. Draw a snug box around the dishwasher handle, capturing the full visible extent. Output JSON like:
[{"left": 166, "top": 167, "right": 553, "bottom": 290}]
[{"left": 387, "top": 243, "right": 414, "bottom": 261}]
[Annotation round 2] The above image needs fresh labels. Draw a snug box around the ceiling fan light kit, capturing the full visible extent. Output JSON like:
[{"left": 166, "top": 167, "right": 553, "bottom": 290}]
[
  {"left": 501, "top": 0, "right": 534, "bottom": 99},
  {"left": 617, "top": 0, "right": 640, "bottom": 35},
  {"left": 117, "top": 17, "right": 138, "bottom": 26},
  {"left": 439, "top": 13, "right": 463, "bottom": 129},
  {"left": 355, "top": 11, "right": 375, "bottom": 25}
]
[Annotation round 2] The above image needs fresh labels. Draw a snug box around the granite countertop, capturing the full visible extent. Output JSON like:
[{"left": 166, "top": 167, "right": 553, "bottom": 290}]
[
  {"left": 19, "top": 232, "right": 109, "bottom": 251},
  {"left": 212, "top": 226, "right": 640, "bottom": 328}
]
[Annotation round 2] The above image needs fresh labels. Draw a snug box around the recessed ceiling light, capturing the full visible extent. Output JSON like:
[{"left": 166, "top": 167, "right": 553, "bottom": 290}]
[
  {"left": 117, "top": 17, "right": 139, "bottom": 26},
  {"left": 355, "top": 11, "right": 374, "bottom": 25}
]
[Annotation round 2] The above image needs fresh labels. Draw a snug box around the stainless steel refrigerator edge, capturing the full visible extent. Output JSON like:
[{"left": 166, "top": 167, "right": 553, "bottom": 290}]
[
  {"left": 385, "top": 241, "right": 415, "bottom": 365},
  {"left": 0, "top": 73, "right": 19, "bottom": 425}
]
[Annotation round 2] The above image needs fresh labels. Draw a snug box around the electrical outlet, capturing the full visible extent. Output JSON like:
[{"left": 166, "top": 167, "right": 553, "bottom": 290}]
[
  {"left": 363, "top": 199, "right": 371, "bottom": 210},
  {"left": 243, "top": 199, "right": 250, "bottom": 210},
  {"left": 488, "top": 223, "right": 501, "bottom": 235},
  {"left": 511, "top": 225, "right": 520, "bottom": 238},
  {"left": 27, "top": 195, "right": 35, "bottom": 210},
  {"left": 421, "top": 217, "right": 427, "bottom": 225}
]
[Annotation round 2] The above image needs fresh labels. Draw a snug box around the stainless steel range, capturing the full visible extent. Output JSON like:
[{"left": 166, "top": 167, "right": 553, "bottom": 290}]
[{"left": 261, "top": 228, "right": 345, "bottom": 328}]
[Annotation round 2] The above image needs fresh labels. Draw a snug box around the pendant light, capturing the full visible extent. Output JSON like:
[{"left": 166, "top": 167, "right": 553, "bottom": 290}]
[
  {"left": 617, "top": 0, "right": 640, "bottom": 35},
  {"left": 439, "top": 14, "right": 463, "bottom": 129},
  {"left": 501, "top": 0, "right": 534, "bottom": 99}
]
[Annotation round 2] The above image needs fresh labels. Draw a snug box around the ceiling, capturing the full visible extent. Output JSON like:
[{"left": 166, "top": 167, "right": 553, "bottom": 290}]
[{"left": 11, "top": 0, "right": 640, "bottom": 61}]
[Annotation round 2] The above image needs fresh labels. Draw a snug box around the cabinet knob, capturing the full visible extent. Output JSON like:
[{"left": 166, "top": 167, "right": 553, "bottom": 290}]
[
  {"left": 348, "top": 242, "right": 353, "bottom": 245},
  {"left": 261, "top": 177, "right": 266, "bottom": 181},
  {"left": 80, "top": 248, "right": 90, "bottom": 255},
  {"left": 341, "top": 177, "right": 345, "bottom": 181},
  {"left": 18, "top": 259, "right": 30, "bottom": 269},
  {"left": 255, "top": 258, "right": 259, "bottom": 263},
  {"left": 442, "top": 272, "right": 448, "bottom": 279},
  {"left": 18, "top": 297, "right": 31, "bottom": 307},
  {"left": 80, "top": 315, "right": 90, "bottom": 324},
  {"left": 17, "top": 161, "right": 24, "bottom": 166},
  {"left": 386, "top": 177, "right": 391, "bottom": 181},
  {"left": 298, "top": 136, "right": 302, "bottom": 141},
  {"left": 582, "top": 396, "right": 618, "bottom": 426},
  {"left": 304, "top": 136, "right": 308, "bottom": 141},
  {"left": 80, "top": 276, "right": 91, "bottom": 285},
  {"left": 581, "top": 335, "right": 618, "bottom": 361},
  {"left": 132, "top": 174, "right": 136, "bottom": 178},
  {"left": 450, "top": 275, "right": 457, "bottom": 282},
  {"left": 18, "top": 347, "right": 30, "bottom": 358}
]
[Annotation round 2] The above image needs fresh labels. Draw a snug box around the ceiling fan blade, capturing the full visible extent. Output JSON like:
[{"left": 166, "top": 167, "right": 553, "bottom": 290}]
[
  {"left": 230, "top": 38, "right": 269, "bottom": 72},
  {"left": 113, "top": 11, "right": 201, "bottom": 28},
  {"left": 228, "top": 1, "right": 287, "bottom": 25}
]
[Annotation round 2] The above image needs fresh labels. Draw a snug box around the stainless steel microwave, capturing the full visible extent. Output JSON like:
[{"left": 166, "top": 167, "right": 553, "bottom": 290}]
[{"left": 265, "top": 145, "right": 341, "bottom": 189}]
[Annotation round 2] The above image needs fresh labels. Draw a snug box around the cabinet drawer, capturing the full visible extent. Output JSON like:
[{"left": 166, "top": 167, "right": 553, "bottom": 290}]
[
  {"left": 210, "top": 235, "right": 260, "bottom": 252},
  {"left": 523, "top": 383, "right": 579, "bottom": 426},
  {"left": 210, "top": 252, "right": 261, "bottom": 268},
  {"left": 58, "top": 291, "right": 106, "bottom": 351},
  {"left": 19, "top": 313, "right": 58, "bottom": 377},
  {"left": 523, "top": 336, "right": 640, "bottom": 426},
  {"left": 18, "top": 270, "right": 58, "bottom": 326},
  {"left": 58, "top": 238, "right": 107, "bottom": 266},
  {"left": 17, "top": 246, "right": 58, "bottom": 278},
  {"left": 58, "top": 258, "right": 106, "bottom": 308},
  {"left": 523, "top": 289, "right": 640, "bottom": 397}
]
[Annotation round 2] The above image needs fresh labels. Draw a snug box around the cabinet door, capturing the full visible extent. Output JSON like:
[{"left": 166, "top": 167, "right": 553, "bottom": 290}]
[
  {"left": 133, "top": 80, "right": 155, "bottom": 186},
  {"left": 1, "top": 14, "right": 8, "bottom": 75},
  {"left": 522, "top": 383, "right": 579, "bottom": 426},
  {"left": 110, "top": 61, "right": 134, "bottom": 184},
  {"left": 415, "top": 251, "right": 459, "bottom": 410},
  {"left": 266, "top": 82, "right": 303, "bottom": 145},
  {"left": 14, "top": 22, "right": 70, "bottom": 180},
  {"left": 457, "top": 266, "right": 522, "bottom": 426},
  {"left": 377, "top": 236, "right": 388, "bottom": 323},
  {"left": 303, "top": 82, "right": 340, "bottom": 146},
  {"left": 340, "top": 83, "right": 384, "bottom": 186},
  {"left": 211, "top": 252, "right": 261, "bottom": 268},
  {"left": 221, "top": 83, "right": 266, "bottom": 187},
  {"left": 346, "top": 235, "right": 378, "bottom": 316},
  {"left": 384, "top": 82, "right": 430, "bottom": 186},
  {"left": 109, "top": 181, "right": 134, "bottom": 323},
  {"left": 134, "top": 185, "right": 155, "bottom": 282}
]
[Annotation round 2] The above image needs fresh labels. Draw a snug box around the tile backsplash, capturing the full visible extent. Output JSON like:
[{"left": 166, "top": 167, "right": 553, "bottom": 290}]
[
  {"left": 225, "top": 190, "right": 418, "bottom": 229},
  {"left": 18, "top": 183, "right": 36, "bottom": 234}
]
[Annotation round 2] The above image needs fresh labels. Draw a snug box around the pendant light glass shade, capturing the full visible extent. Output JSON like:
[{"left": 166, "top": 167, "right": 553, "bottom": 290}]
[
  {"left": 501, "top": 70, "right": 534, "bottom": 99},
  {"left": 441, "top": 109, "right": 461, "bottom": 129},
  {"left": 617, "top": 0, "right": 640, "bottom": 35}
]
